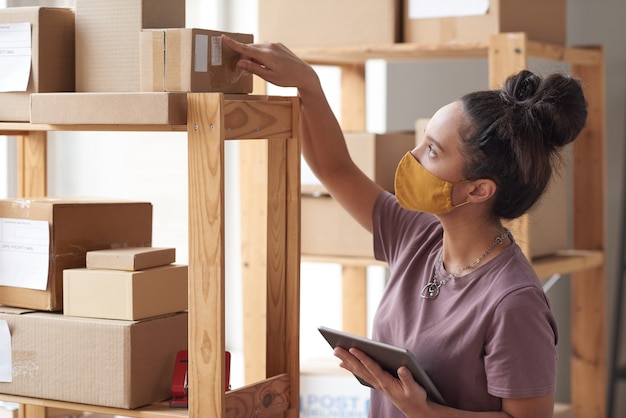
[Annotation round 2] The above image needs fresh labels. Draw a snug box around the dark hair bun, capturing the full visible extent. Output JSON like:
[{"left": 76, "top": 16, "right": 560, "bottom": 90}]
[{"left": 501, "top": 69, "right": 588, "bottom": 148}]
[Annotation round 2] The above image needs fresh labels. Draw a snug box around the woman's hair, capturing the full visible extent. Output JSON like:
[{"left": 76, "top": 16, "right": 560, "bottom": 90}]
[{"left": 459, "top": 69, "right": 588, "bottom": 219}]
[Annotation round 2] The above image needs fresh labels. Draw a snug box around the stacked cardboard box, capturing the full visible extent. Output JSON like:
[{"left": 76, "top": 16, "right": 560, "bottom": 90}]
[
  {"left": 75, "top": 0, "right": 185, "bottom": 92},
  {"left": 0, "top": 306, "right": 187, "bottom": 409},
  {"left": 140, "top": 28, "right": 254, "bottom": 93},
  {"left": 0, "top": 198, "right": 153, "bottom": 311},
  {"left": 0, "top": 7, "right": 74, "bottom": 122},
  {"left": 64, "top": 247, "right": 188, "bottom": 321},
  {"left": 403, "top": 0, "right": 566, "bottom": 45}
]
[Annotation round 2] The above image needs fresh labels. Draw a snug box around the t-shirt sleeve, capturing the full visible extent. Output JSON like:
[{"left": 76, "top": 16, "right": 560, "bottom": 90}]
[{"left": 484, "top": 286, "right": 558, "bottom": 399}]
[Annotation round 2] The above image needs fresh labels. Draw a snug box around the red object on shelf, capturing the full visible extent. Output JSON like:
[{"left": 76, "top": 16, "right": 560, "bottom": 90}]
[{"left": 169, "top": 350, "right": 232, "bottom": 408}]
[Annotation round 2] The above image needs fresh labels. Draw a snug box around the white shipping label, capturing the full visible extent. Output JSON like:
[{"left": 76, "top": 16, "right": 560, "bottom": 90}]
[
  {"left": 409, "top": 0, "right": 490, "bottom": 19},
  {"left": 0, "top": 218, "right": 50, "bottom": 290},
  {"left": 195, "top": 34, "right": 208, "bottom": 73},
  {"left": 0, "top": 22, "right": 32, "bottom": 92},
  {"left": 211, "top": 36, "right": 222, "bottom": 66},
  {"left": 0, "top": 320, "right": 11, "bottom": 382}
]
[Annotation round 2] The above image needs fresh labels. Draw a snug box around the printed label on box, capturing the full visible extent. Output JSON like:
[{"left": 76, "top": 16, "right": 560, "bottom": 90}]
[
  {"left": 0, "top": 218, "right": 49, "bottom": 290},
  {"left": 0, "top": 22, "right": 31, "bottom": 92},
  {"left": 409, "top": 0, "right": 489, "bottom": 19}
]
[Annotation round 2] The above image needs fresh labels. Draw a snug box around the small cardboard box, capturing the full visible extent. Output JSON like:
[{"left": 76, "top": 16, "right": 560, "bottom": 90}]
[
  {"left": 0, "top": 7, "right": 74, "bottom": 122},
  {"left": 0, "top": 307, "right": 187, "bottom": 409},
  {"left": 140, "top": 28, "right": 254, "bottom": 93},
  {"left": 302, "top": 194, "right": 373, "bottom": 258},
  {"left": 0, "top": 198, "right": 152, "bottom": 311},
  {"left": 30, "top": 92, "right": 187, "bottom": 125},
  {"left": 64, "top": 264, "right": 188, "bottom": 320},
  {"left": 86, "top": 247, "right": 176, "bottom": 271},
  {"left": 302, "top": 131, "right": 414, "bottom": 195},
  {"left": 403, "top": 0, "right": 566, "bottom": 45},
  {"left": 258, "top": 0, "right": 400, "bottom": 48},
  {"left": 416, "top": 118, "right": 569, "bottom": 259},
  {"left": 75, "top": 0, "right": 185, "bottom": 92}
]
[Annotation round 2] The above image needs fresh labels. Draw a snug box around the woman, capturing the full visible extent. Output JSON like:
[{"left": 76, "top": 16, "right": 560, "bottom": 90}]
[{"left": 222, "top": 36, "right": 587, "bottom": 417}]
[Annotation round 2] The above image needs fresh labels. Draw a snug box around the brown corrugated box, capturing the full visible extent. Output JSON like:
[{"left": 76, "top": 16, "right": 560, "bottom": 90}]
[
  {"left": 416, "top": 118, "right": 569, "bottom": 259},
  {"left": 302, "top": 131, "right": 415, "bottom": 195},
  {"left": 302, "top": 131, "right": 413, "bottom": 258},
  {"left": 0, "top": 7, "right": 74, "bottom": 122},
  {"left": 0, "top": 307, "right": 187, "bottom": 409},
  {"left": 63, "top": 264, "right": 188, "bottom": 320},
  {"left": 140, "top": 28, "right": 254, "bottom": 93},
  {"left": 75, "top": 0, "right": 185, "bottom": 92},
  {"left": 86, "top": 247, "right": 176, "bottom": 271},
  {"left": 302, "top": 195, "right": 373, "bottom": 258},
  {"left": 403, "top": 0, "right": 566, "bottom": 45},
  {"left": 0, "top": 198, "right": 152, "bottom": 311},
  {"left": 258, "top": 0, "right": 400, "bottom": 48},
  {"left": 30, "top": 92, "right": 187, "bottom": 125}
]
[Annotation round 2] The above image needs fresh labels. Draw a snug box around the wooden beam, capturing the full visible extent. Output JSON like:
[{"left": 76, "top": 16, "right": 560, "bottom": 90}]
[
  {"left": 187, "top": 93, "right": 226, "bottom": 418},
  {"left": 17, "top": 131, "right": 47, "bottom": 198},
  {"left": 570, "top": 46, "right": 607, "bottom": 418}
]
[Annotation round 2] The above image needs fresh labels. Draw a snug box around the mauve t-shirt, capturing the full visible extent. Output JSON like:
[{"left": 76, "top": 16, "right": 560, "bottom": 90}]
[{"left": 369, "top": 192, "right": 558, "bottom": 416}]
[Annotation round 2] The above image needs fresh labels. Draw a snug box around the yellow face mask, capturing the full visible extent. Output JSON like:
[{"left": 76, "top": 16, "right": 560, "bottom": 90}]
[{"left": 394, "top": 151, "right": 469, "bottom": 215}]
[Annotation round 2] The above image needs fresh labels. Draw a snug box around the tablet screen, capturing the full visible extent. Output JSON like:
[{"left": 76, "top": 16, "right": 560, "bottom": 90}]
[{"left": 318, "top": 326, "right": 446, "bottom": 405}]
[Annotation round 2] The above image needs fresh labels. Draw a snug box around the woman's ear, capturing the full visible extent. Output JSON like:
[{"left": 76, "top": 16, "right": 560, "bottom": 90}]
[{"left": 467, "top": 179, "right": 497, "bottom": 203}]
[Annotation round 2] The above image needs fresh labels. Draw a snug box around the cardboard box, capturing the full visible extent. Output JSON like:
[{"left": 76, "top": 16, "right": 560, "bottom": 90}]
[
  {"left": 86, "top": 247, "right": 176, "bottom": 271},
  {"left": 140, "top": 29, "right": 254, "bottom": 93},
  {"left": 30, "top": 92, "right": 187, "bottom": 125},
  {"left": 0, "top": 198, "right": 152, "bottom": 311},
  {"left": 404, "top": 0, "right": 566, "bottom": 45},
  {"left": 0, "top": 307, "right": 187, "bottom": 409},
  {"left": 302, "top": 194, "right": 373, "bottom": 258},
  {"left": 75, "top": 0, "right": 185, "bottom": 92},
  {"left": 64, "top": 264, "right": 188, "bottom": 320},
  {"left": 258, "top": 0, "right": 400, "bottom": 48},
  {"left": 300, "top": 360, "right": 370, "bottom": 418},
  {"left": 302, "top": 131, "right": 414, "bottom": 195},
  {"left": 0, "top": 7, "right": 74, "bottom": 122},
  {"left": 416, "top": 118, "right": 569, "bottom": 259}
]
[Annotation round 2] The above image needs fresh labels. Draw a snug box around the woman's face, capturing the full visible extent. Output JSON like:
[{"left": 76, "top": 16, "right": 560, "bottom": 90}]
[{"left": 412, "top": 101, "right": 468, "bottom": 184}]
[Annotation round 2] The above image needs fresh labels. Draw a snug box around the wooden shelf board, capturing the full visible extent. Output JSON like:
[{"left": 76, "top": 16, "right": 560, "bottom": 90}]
[
  {"left": 0, "top": 395, "right": 187, "bottom": 417},
  {"left": 532, "top": 249, "right": 604, "bottom": 279},
  {"left": 0, "top": 95, "right": 296, "bottom": 140},
  {"left": 294, "top": 40, "right": 601, "bottom": 66},
  {"left": 303, "top": 249, "right": 604, "bottom": 279},
  {"left": 0, "top": 374, "right": 291, "bottom": 418}
]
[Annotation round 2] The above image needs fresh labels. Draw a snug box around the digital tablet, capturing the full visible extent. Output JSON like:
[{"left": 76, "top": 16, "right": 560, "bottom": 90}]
[{"left": 318, "top": 326, "right": 446, "bottom": 405}]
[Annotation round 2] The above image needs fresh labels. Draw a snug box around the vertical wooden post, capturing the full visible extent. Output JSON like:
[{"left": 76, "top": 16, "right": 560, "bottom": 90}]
[
  {"left": 17, "top": 131, "right": 47, "bottom": 197},
  {"left": 265, "top": 96, "right": 301, "bottom": 417},
  {"left": 342, "top": 266, "right": 368, "bottom": 336},
  {"left": 240, "top": 138, "right": 269, "bottom": 384},
  {"left": 340, "top": 64, "right": 366, "bottom": 131},
  {"left": 187, "top": 93, "right": 226, "bottom": 418},
  {"left": 338, "top": 63, "right": 370, "bottom": 334},
  {"left": 570, "top": 47, "right": 607, "bottom": 418},
  {"left": 16, "top": 131, "right": 47, "bottom": 417}
]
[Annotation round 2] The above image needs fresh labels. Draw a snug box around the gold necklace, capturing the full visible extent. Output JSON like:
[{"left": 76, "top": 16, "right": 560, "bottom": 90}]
[{"left": 420, "top": 229, "right": 511, "bottom": 300}]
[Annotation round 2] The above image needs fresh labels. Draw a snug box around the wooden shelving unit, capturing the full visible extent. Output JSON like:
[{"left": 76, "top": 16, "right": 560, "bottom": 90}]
[
  {"left": 289, "top": 33, "right": 605, "bottom": 418},
  {"left": 0, "top": 93, "right": 301, "bottom": 418}
]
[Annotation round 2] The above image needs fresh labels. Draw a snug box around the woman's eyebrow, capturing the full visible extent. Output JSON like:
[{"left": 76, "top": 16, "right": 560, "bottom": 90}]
[{"left": 426, "top": 135, "right": 444, "bottom": 152}]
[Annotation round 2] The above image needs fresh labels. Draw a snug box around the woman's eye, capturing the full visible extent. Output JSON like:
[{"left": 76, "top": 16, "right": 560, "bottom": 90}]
[{"left": 427, "top": 144, "right": 437, "bottom": 157}]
